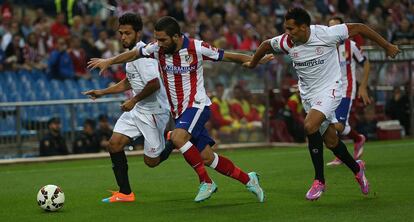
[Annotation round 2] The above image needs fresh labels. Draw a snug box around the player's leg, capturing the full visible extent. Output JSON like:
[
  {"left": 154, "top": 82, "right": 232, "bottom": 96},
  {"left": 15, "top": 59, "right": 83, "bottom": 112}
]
[
  {"left": 102, "top": 132, "right": 135, "bottom": 202},
  {"left": 323, "top": 124, "right": 369, "bottom": 194},
  {"left": 200, "top": 143, "right": 265, "bottom": 202},
  {"left": 102, "top": 112, "right": 140, "bottom": 203},
  {"left": 139, "top": 112, "right": 172, "bottom": 168},
  {"left": 304, "top": 109, "right": 326, "bottom": 183},
  {"left": 327, "top": 97, "right": 350, "bottom": 166},
  {"left": 158, "top": 114, "right": 175, "bottom": 163},
  {"left": 172, "top": 106, "right": 217, "bottom": 202}
]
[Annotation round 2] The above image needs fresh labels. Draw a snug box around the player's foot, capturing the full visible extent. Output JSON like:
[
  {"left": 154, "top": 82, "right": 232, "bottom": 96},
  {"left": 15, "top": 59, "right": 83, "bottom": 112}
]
[
  {"left": 355, "top": 160, "right": 369, "bottom": 195},
  {"left": 326, "top": 157, "right": 342, "bottom": 166},
  {"left": 246, "top": 172, "right": 265, "bottom": 202},
  {"left": 102, "top": 191, "right": 135, "bottom": 203},
  {"left": 305, "top": 180, "right": 325, "bottom": 201},
  {"left": 354, "top": 134, "right": 366, "bottom": 159},
  {"left": 194, "top": 181, "right": 217, "bottom": 202}
]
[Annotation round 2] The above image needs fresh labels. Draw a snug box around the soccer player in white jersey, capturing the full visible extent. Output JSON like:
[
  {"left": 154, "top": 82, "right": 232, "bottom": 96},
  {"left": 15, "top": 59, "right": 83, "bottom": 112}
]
[
  {"left": 326, "top": 17, "right": 372, "bottom": 166},
  {"left": 244, "top": 8, "right": 400, "bottom": 201},
  {"left": 83, "top": 13, "right": 173, "bottom": 203},
  {"left": 88, "top": 16, "right": 269, "bottom": 203}
]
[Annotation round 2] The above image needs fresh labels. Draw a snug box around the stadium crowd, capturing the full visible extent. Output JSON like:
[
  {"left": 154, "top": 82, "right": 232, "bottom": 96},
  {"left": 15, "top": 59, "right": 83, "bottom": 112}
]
[{"left": 0, "top": 0, "right": 413, "bottom": 155}]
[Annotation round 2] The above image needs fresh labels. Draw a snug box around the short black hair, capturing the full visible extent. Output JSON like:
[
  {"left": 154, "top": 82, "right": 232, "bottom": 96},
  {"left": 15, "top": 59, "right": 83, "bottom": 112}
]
[
  {"left": 118, "top": 13, "right": 143, "bottom": 32},
  {"left": 98, "top": 114, "right": 108, "bottom": 122},
  {"left": 328, "top": 16, "right": 344, "bottom": 24},
  {"left": 84, "top": 119, "right": 96, "bottom": 129},
  {"left": 215, "top": 83, "right": 224, "bottom": 88},
  {"left": 154, "top": 16, "right": 181, "bottom": 37},
  {"left": 285, "top": 7, "right": 311, "bottom": 26}
]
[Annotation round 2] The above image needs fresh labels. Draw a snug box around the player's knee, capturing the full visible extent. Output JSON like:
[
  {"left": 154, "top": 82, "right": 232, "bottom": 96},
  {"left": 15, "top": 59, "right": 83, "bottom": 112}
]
[
  {"left": 144, "top": 156, "right": 160, "bottom": 168},
  {"left": 170, "top": 129, "right": 190, "bottom": 148},
  {"left": 324, "top": 137, "right": 338, "bottom": 149},
  {"left": 108, "top": 140, "right": 124, "bottom": 153},
  {"left": 304, "top": 122, "right": 318, "bottom": 135},
  {"left": 202, "top": 155, "right": 214, "bottom": 166}
]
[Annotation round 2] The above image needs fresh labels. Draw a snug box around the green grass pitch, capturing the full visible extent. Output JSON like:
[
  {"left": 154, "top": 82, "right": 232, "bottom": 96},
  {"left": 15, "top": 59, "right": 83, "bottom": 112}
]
[{"left": 1, "top": 139, "right": 413, "bottom": 221}]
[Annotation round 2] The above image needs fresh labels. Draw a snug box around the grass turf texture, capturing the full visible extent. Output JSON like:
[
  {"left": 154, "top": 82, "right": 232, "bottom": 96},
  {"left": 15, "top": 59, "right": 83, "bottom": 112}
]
[{"left": 1, "top": 139, "right": 413, "bottom": 222}]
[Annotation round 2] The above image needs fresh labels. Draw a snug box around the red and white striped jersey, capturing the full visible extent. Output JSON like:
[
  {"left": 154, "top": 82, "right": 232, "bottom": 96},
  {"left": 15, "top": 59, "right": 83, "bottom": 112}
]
[
  {"left": 337, "top": 39, "right": 366, "bottom": 99},
  {"left": 270, "top": 24, "right": 349, "bottom": 99},
  {"left": 140, "top": 36, "right": 224, "bottom": 118}
]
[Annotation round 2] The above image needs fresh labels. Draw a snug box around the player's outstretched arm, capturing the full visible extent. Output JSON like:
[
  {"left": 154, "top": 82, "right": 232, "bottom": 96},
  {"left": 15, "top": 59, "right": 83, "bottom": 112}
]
[
  {"left": 358, "top": 59, "right": 372, "bottom": 105},
  {"left": 346, "top": 23, "right": 400, "bottom": 58},
  {"left": 243, "top": 40, "right": 274, "bottom": 69},
  {"left": 87, "top": 48, "right": 141, "bottom": 74},
  {"left": 82, "top": 78, "right": 132, "bottom": 100},
  {"left": 222, "top": 51, "right": 274, "bottom": 65}
]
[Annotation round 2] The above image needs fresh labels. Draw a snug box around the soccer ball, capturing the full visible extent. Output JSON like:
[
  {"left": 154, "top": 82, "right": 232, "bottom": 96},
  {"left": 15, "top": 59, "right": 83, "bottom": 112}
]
[{"left": 37, "top": 185, "right": 65, "bottom": 211}]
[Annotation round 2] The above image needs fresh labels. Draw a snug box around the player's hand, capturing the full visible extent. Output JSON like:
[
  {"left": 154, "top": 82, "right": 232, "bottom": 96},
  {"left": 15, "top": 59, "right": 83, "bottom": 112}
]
[
  {"left": 87, "top": 58, "right": 112, "bottom": 75},
  {"left": 120, "top": 99, "right": 136, "bottom": 112},
  {"left": 357, "top": 86, "right": 372, "bottom": 105},
  {"left": 242, "top": 61, "right": 255, "bottom": 69},
  {"left": 82, "top": 89, "right": 104, "bottom": 100},
  {"left": 258, "top": 54, "right": 275, "bottom": 64},
  {"left": 386, "top": 44, "right": 401, "bottom": 58}
]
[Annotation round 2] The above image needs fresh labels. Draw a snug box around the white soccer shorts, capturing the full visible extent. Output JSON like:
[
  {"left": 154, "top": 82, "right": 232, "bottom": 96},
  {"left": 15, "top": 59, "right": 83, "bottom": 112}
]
[
  {"left": 113, "top": 110, "right": 170, "bottom": 158},
  {"left": 302, "top": 87, "right": 342, "bottom": 135}
]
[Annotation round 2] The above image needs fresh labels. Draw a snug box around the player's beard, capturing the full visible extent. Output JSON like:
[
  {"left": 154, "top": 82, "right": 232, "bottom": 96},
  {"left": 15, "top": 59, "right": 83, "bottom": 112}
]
[
  {"left": 123, "top": 34, "right": 139, "bottom": 50},
  {"left": 163, "top": 42, "right": 177, "bottom": 54}
]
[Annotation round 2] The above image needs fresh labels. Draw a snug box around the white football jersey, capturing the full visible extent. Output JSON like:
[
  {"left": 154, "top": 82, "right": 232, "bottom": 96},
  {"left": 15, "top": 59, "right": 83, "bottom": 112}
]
[
  {"left": 270, "top": 24, "right": 349, "bottom": 99},
  {"left": 125, "top": 41, "right": 169, "bottom": 114},
  {"left": 337, "top": 39, "right": 366, "bottom": 99}
]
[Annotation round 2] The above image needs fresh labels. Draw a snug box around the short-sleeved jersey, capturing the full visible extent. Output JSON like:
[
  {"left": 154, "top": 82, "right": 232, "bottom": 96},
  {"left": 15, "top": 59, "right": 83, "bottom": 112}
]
[
  {"left": 270, "top": 24, "right": 349, "bottom": 99},
  {"left": 125, "top": 41, "right": 169, "bottom": 114},
  {"left": 140, "top": 36, "right": 224, "bottom": 118},
  {"left": 337, "top": 39, "right": 366, "bottom": 99}
]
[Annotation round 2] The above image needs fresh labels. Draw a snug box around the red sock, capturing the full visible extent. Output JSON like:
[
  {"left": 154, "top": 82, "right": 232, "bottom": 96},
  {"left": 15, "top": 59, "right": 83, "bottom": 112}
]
[
  {"left": 179, "top": 142, "right": 212, "bottom": 183},
  {"left": 212, "top": 154, "right": 250, "bottom": 185},
  {"left": 348, "top": 129, "right": 361, "bottom": 142}
]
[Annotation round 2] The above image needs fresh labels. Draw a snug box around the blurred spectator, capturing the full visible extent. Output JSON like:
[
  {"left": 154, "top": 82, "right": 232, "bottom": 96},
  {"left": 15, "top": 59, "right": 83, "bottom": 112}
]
[
  {"left": 4, "top": 34, "right": 24, "bottom": 70},
  {"left": 284, "top": 87, "right": 306, "bottom": 142},
  {"left": 210, "top": 83, "right": 239, "bottom": 134},
  {"left": 70, "top": 15, "right": 84, "bottom": 38},
  {"left": 95, "top": 30, "right": 109, "bottom": 53},
  {"left": 22, "top": 32, "right": 47, "bottom": 71},
  {"left": 50, "top": 13, "right": 70, "bottom": 42},
  {"left": 47, "top": 37, "right": 74, "bottom": 79},
  {"left": 386, "top": 87, "right": 411, "bottom": 135},
  {"left": 73, "top": 119, "right": 100, "bottom": 154},
  {"left": 1, "top": 21, "right": 21, "bottom": 51},
  {"left": 68, "top": 36, "right": 91, "bottom": 79},
  {"left": 230, "top": 85, "right": 250, "bottom": 121},
  {"left": 96, "top": 114, "right": 113, "bottom": 151},
  {"left": 239, "top": 25, "right": 260, "bottom": 51},
  {"left": 81, "top": 29, "right": 101, "bottom": 60},
  {"left": 39, "top": 117, "right": 69, "bottom": 156},
  {"left": 391, "top": 18, "right": 414, "bottom": 45},
  {"left": 20, "top": 15, "right": 33, "bottom": 38}
]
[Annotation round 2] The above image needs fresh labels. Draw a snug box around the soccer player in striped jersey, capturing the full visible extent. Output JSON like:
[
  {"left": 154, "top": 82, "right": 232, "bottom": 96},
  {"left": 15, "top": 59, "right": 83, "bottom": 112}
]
[
  {"left": 88, "top": 16, "right": 270, "bottom": 203},
  {"left": 326, "top": 17, "right": 371, "bottom": 166},
  {"left": 244, "top": 7, "right": 399, "bottom": 201}
]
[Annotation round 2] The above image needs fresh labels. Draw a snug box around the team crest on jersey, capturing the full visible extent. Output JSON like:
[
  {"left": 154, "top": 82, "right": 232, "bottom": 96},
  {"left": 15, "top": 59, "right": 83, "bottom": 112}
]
[
  {"left": 292, "top": 52, "right": 299, "bottom": 58},
  {"left": 272, "top": 39, "right": 279, "bottom": 49},
  {"left": 184, "top": 54, "right": 193, "bottom": 63},
  {"left": 315, "top": 47, "right": 324, "bottom": 55}
]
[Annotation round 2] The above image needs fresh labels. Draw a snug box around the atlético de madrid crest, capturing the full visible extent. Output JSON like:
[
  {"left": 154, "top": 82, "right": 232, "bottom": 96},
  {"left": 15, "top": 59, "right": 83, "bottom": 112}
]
[{"left": 184, "top": 55, "right": 193, "bottom": 63}]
